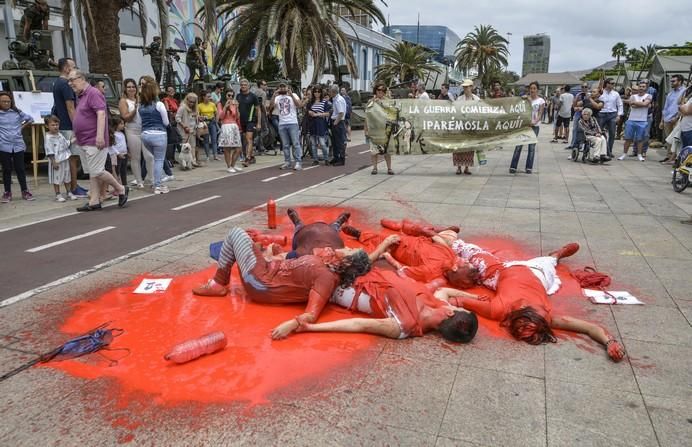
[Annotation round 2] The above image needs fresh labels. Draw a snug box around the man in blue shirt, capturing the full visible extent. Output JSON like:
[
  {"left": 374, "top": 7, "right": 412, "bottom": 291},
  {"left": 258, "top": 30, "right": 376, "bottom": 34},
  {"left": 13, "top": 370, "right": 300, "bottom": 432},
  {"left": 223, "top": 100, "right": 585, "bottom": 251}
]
[
  {"left": 659, "top": 74, "right": 685, "bottom": 163},
  {"left": 52, "top": 58, "right": 88, "bottom": 198}
]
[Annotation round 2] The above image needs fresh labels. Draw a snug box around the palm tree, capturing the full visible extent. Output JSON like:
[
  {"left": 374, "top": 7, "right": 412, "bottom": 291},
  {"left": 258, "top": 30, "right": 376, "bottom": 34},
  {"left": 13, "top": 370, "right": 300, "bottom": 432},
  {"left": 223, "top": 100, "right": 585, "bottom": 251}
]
[
  {"left": 62, "top": 0, "right": 169, "bottom": 81},
  {"left": 198, "top": 0, "right": 385, "bottom": 83},
  {"left": 374, "top": 41, "right": 441, "bottom": 86},
  {"left": 611, "top": 42, "right": 627, "bottom": 67},
  {"left": 636, "top": 44, "right": 657, "bottom": 80},
  {"left": 455, "top": 25, "right": 509, "bottom": 90}
]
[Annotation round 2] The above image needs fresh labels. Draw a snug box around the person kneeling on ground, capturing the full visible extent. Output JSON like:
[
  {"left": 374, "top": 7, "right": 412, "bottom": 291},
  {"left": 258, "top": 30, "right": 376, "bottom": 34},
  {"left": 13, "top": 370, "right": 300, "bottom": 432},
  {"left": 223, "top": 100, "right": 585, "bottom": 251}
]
[
  {"left": 296, "top": 265, "right": 478, "bottom": 343},
  {"left": 579, "top": 108, "right": 610, "bottom": 164},
  {"left": 192, "top": 227, "right": 372, "bottom": 339}
]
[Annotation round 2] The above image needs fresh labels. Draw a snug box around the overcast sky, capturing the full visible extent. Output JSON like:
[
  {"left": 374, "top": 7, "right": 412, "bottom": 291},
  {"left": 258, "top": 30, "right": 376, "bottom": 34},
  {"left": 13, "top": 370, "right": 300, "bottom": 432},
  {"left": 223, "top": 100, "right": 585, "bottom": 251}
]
[{"left": 380, "top": 0, "right": 691, "bottom": 74}]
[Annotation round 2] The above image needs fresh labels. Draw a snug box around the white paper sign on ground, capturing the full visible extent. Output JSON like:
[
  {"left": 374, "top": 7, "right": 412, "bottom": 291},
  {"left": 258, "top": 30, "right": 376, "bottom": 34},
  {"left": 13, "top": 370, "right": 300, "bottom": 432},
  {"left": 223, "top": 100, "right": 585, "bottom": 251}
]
[
  {"left": 583, "top": 289, "right": 644, "bottom": 305},
  {"left": 134, "top": 278, "right": 172, "bottom": 294}
]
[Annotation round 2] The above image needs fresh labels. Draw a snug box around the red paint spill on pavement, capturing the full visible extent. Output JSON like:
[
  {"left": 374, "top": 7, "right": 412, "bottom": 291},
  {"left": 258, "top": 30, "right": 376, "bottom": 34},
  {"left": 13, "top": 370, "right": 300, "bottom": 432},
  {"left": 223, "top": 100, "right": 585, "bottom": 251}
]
[{"left": 42, "top": 207, "right": 606, "bottom": 410}]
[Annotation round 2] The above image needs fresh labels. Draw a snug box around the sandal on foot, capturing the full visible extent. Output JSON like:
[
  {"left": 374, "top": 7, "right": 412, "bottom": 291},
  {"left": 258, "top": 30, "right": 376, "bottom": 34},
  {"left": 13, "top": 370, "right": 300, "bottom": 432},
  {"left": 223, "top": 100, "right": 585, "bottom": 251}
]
[
  {"left": 387, "top": 169, "right": 394, "bottom": 175},
  {"left": 371, "top": 168, "right": 378, "bottom": 175}
]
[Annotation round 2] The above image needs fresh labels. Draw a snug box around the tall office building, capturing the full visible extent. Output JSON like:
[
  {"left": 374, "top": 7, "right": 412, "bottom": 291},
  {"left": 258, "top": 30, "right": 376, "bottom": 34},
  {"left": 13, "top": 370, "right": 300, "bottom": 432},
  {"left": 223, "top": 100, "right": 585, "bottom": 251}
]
[
  {"left": 382, "top": 25, "right": 460, "bottom": 63},
  {"left": 522, "top": 34, "right": 550, "bottom": 77}
]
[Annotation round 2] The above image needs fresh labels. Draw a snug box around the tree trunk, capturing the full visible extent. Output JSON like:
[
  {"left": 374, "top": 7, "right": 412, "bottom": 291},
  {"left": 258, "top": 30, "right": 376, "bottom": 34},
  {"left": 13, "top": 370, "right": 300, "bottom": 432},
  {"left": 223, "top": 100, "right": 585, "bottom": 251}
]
[{"left": 83, "top": 0, "right": 123, "bottom": 80}]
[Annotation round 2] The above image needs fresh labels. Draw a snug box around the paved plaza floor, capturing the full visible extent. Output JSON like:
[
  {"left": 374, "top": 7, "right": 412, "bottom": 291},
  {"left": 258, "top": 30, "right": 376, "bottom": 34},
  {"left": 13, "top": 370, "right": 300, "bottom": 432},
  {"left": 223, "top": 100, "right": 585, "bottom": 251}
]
[{"left": 0, "top": 127, "right": 690, "bottom": 446}]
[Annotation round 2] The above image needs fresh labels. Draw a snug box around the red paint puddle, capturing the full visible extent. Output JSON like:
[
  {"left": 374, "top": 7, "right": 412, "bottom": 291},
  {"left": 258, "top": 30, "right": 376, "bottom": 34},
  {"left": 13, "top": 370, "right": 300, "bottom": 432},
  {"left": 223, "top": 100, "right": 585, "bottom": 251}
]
[{"left": 42, "top": 207, "right": 625, "bottom": 415}]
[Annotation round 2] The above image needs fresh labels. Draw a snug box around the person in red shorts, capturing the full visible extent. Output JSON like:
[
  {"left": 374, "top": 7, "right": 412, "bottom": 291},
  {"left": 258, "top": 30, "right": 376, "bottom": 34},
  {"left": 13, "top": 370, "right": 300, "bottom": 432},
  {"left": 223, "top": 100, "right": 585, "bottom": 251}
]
[
  {"left": 440, "top": 238, "right": 626, "bottom": 362},
  {"left": 296, "top": 265, "right": 478, "bottom": 342},
  {"left": 192, "top": 227, "right": 373, "bottom": 339}
]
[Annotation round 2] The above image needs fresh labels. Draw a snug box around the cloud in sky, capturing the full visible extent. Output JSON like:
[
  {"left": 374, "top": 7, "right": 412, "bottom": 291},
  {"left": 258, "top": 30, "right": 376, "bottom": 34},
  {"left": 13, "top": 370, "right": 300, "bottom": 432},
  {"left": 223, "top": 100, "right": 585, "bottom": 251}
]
[{"left": 378, "top": 0, "right": 691, "bottom": 73}]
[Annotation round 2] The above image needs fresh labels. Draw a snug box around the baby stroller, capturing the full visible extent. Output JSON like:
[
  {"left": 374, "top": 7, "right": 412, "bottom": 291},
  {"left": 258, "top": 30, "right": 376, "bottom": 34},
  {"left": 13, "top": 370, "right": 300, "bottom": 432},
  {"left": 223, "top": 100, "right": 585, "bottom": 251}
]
[{"left": 672, "top": 146, "right": 692, "bottom": 193}]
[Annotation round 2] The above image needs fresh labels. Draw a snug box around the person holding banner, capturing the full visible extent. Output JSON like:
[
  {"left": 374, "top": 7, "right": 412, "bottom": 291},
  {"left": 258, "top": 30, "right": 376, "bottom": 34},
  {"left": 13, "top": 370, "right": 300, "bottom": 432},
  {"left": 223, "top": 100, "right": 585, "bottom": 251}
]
[
  {"left": 454, "top": 79, "right": 481, "bottom": 175},
  {"left": 365, "top": 81, "right": 394, "bottom": 175},
  {"left": 510, "top": 82, "right": 545, "bottom": 174}
]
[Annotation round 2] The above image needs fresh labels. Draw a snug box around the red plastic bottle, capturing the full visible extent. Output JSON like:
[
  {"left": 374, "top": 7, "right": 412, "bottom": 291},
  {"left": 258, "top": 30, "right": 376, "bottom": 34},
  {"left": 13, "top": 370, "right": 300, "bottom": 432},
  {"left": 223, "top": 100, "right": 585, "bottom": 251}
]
[
  {"left": 267, "top": 199, "right": 277, "bottom": 229},
  {"left": 164, "top": 331, "right": 227, "bottom": 364}
]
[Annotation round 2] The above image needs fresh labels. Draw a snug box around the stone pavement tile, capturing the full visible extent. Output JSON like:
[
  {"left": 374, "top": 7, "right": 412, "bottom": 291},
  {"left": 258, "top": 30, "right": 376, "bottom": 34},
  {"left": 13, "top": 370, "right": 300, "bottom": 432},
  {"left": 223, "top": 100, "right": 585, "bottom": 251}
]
[
  {"left": 540, "top": 210, "right": 584, "bottom": 236},
  {"left": 642, "top": 394, "right": 692, "bottom": 447},
  {"left": 435, "top": 436, "right": 484, "bottom": 446},
  {"left": 545, "top": 333, "right": 639, "bottom": 394},
  {"left": 134, "top": 250, "right": 189, "bottom": 264},
  {"left": 460, "top": 337, "right": 545, "bottom": 379},
  {"left": 216, "top": 402, "right": 436, "bottom": 446},
  {"left": 441, "top": 190, "right": 482, "bottom": 206},
  {"left": 624, "top": 339, "right": 692, "bottom": 399},
  {"left": 439, "top": 367, "right": 545, "bottom": 446},
  {"left": 498, "top": 207, "right": 540, "bottom": 233},
  {"left": 676, "top": 300, "right": 692, "bottom": 325},
  {"left": 577, "top": 212, "right": 627, "bottom": 237},
  {"left": 277, "top": 194, "right": 347, "bottom": 209},
  {"left": 0, "top": 365, "right": 86, "bottom": 439},
  {"left": 572, "top": 199, "right": 612, "bottom": 213},
  {"left": 343, "top": 353, "right": 458, "bottom": 435},
  {"left": 102, "top": 256, "right": 174, "bottom": 275},
  {"left": 150, "top": 255, "right": 215, "bottom": 276},
  {"left": 382, "top": 333, "right": 467, "bottom": 365},
  {"left": 627, "top": 232, "right": 691, "bottom": 260},
  {"left": 613, "top": 305, "right": 692, "bottom": 346},
  {"left": 506, "top": 198, "right": 540, "bottom": 209},
  {"left": 645, "top": 257, "right": 692, "bottom": 303},
  {"left": 546, "top": 380, "right": 657, "bottom": 447},
  {"left": 657, "top": 217, "right": 692, "bottom": 252},
  {"left": 413, "top": 203, "right": 471, "bottom": 227}
]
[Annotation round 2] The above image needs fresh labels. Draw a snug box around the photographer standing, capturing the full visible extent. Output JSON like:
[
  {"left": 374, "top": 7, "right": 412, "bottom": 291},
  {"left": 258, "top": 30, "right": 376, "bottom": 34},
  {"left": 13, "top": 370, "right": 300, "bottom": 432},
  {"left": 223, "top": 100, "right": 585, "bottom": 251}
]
[{"left": 19, "top": 0, "right": 49, "bottom": 41}]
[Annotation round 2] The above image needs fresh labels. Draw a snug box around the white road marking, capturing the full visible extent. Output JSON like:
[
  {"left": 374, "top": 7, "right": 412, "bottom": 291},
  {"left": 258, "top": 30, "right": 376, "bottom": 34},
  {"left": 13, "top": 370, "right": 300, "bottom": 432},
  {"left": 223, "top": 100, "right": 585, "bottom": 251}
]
[
  {"left": 278, "top": 172, "right": 293, "bottom": 177},
  {"left": 303, "top": 165, "right": 319, "bottom": 171},
  {"left": 359, "top": 149, "right": 371, "bottom": 154},
  {"left": 1, "top": 173, "right": 348, "bottom": 308},
  {"left": 26, "top": 226, "right": 116, "bottom": 253},
  {"left": 261, "top": 176, "right": 278, "bottom": 182},
  {"left": 171, "top": 195, "right": 221, "bottom": 211}
]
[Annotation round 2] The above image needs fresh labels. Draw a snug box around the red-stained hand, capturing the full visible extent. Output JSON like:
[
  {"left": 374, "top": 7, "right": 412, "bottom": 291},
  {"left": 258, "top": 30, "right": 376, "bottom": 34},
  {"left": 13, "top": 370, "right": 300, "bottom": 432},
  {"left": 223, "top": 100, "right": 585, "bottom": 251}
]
[
  {"left": 384, "top": 235, "right": 401, "bottom": 246},
  {"left": 607, "top": 340, "right": 625, "bottom": 362},
  {"left": 270, "top": 319, "right": 298, "bottom": 340}
]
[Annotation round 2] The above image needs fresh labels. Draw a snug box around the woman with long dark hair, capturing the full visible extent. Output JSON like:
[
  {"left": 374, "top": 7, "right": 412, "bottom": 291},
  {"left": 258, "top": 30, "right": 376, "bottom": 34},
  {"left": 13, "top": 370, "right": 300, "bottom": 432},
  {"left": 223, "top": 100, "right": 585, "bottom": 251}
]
[
  {"left": 441, "top": 238, "right": 626, "bottom": 361},
  {"left": 118, "top": 78, "right": 153, "bottom": 188},
  {"left": 306, "top": 86, "right": 331, "bottom": 165},
  {"left": 0, "top": 91, "right": 35, "bottom": 202}
]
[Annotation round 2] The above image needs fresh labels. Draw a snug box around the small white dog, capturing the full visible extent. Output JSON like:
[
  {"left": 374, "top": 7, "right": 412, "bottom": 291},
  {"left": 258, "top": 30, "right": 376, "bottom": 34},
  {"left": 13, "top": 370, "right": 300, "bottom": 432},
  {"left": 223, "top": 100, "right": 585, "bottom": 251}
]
[{"left": 178, "top": 143, "right": 193, "bottom": 170}]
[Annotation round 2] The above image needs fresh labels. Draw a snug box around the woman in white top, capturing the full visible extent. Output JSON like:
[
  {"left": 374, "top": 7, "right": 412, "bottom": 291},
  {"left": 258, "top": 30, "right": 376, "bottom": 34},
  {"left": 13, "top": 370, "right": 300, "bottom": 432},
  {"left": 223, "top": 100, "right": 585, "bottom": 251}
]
[
  {"left": 510, "top": 81, "right": 545, "bottom": 174},
  {"left": 118, "top": 78, "right": 153, "bottom": 188}
]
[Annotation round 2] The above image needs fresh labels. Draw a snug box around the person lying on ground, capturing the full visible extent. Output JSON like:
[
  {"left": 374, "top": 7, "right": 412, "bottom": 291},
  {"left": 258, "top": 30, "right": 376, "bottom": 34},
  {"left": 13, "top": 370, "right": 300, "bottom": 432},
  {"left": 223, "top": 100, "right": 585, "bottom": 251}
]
[
  {"left": 295, "top": 265, "right": 478, "bottom": 343},
  {"left": 192, "top": 227, "right": 372, "bottom": 339},
  {"left": 340, "top": 225, "right": 477, "bottom": 288},
  {"left": 438, "top": 238, "right": 626, "bottom": 362}
]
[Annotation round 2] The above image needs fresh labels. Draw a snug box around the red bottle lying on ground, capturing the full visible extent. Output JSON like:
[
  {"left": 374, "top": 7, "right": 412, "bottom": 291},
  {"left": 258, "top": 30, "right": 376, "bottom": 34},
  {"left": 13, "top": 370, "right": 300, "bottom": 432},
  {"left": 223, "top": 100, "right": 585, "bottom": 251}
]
[
  {"left": 267, "top": 199, "right": 277, "bottom": 229},
  {"left": 164, "top": 331, "right": 227, "bottom": 364}
]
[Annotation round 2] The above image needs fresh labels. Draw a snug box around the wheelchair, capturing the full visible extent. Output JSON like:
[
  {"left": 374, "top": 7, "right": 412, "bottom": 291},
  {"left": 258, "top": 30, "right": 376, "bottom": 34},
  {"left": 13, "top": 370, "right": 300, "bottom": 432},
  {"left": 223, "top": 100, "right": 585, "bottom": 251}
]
[{"left": 570, "top": 128, "right": 592, "bottom": 163}]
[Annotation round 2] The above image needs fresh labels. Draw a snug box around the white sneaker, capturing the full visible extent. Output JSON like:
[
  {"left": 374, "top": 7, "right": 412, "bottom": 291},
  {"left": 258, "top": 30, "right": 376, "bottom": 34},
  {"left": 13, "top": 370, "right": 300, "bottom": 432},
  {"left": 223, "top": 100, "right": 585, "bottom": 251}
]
[
  {"left": 294, "top": 162, "right": 302, "bottom": 171},
  {"left": 154, "top": 186, "right": 170, "bottom": 194},
  {"left": 227, "top": 167, "right": 237, "bottom": 173},
  {"left": 617, "top": 154, "right": 626, "bottom": 161},
  {"left": 55, "top": 193, "right": 66, "bottom": 202},
  {"left": 637, "top": 154, "right": 645, "bottom": 162},
  {"left": 67, "top": 192, "right": 78, "bottom": 201},
  {"left": 130, "top": 179, "right": 139, "bottom": 186},
  {"left": 162, "top": 175, "right": 175, "bottom": 182},
  {"left": 234, "top": 165, "right": 243, "bottom": 172},
  {"left": 279, "top": 162, "right": 291, "bottom": 170}
]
